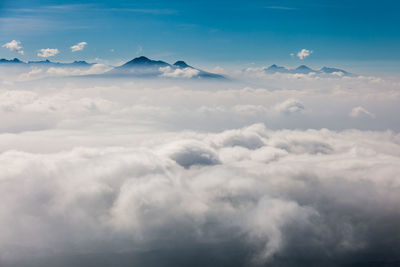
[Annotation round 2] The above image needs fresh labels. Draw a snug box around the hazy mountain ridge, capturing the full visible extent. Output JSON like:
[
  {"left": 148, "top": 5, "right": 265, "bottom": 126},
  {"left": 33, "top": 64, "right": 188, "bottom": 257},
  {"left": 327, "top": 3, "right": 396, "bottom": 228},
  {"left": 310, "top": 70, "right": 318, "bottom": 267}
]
[
  {"left": 0, "top": 56, "right": 353, "bottom": 79},
  {"left": 0, "top": 58, "right": 93, "bottom": 67},
  {"left": 108, "top": 56, "right": 226, "bottom": 79},
  {"left": 264, "top": 64, "right": 352, "bottom": 76},
  {"left": 0, "top": 56, "right": 225, "bottom": 79}
]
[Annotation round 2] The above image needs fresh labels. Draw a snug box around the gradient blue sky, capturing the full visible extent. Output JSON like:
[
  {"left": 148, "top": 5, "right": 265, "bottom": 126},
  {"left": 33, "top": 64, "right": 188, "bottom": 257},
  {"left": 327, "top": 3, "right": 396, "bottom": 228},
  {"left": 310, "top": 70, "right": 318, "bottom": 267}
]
[{"left": 1, "top": 0, "right": 399, "bottom": 71}]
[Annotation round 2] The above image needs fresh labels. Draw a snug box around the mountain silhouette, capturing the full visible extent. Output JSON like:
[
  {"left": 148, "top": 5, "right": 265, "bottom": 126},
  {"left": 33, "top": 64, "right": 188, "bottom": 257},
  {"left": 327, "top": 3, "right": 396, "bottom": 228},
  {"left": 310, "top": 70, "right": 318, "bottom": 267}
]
[
  {"left": 0, "top": 58, "right": 93, "bottom": 67},
  {"left": 320, "top": 66, "right": 350, "bottom": 75},
  {"left": 265, "top": 64, "right": 290, "bottom": 73},
  {"left": 119, "top": 56, "right": 170, "bottom": 68},
  {"left": 0, "top": 58, "right": 23, "bottom": 64},
  {"left": 295, "top": 65, "right": 315, "bottom": 74},
  {"left": 109, "top": 56, "right": 225, "bottom": 79},
  {"left": 263, "top": 64, "right": 352, "bottom": 76},
  {"left": 173, "top": 61, "right": 193, "bottom": 69}
]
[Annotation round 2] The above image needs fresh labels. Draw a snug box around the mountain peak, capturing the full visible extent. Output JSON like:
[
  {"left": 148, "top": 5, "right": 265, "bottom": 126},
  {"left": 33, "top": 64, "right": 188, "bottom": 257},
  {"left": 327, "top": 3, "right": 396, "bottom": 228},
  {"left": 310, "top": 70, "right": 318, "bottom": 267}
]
[
  {"left": 173, "top": 61, "right": 192, "bottom": 69},
  {"left": 295, "top": 65, "right": 316, "bottom": 74},
  {"left": 296, "top": 65, "right": 311, "bottom": 70},
  {"left": 73, "top": 60, "right": 90, "bottom": 65},
  {"left": 265, "top": 64, "right": 289, "bottom": 73},
  {"left": 131, "top": 56, "right": 151, "bottom": 63},
  {"left": 122, "top": 56, "right": 169, "bottom": 68},
  {"left": 320, "top": 66, "right": 349, "bottom": 74}
]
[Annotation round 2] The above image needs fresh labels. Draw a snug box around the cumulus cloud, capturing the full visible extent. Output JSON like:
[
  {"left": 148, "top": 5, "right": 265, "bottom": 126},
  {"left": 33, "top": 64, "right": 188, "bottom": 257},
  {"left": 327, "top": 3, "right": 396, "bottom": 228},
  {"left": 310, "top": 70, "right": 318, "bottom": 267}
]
[
  {"left": 37, "top": 48, "right": 59, "bottom": 57},
  {"left": 274, "top": 99, "right": 305, "bottom": 114},
  {"left": 350, "top": 106, "right": 375, "bottom": 118},
  {"left": 2, "top": 40, "right": 24, "bottom": 55},
  {"left": 0, "top": 124, "right": 400, "bottom": 267},
  {"left": 70, "top": 41, "right": 87, "bottom": 52},
  {"left": 297, "top": 49, "right": 312, "bottom": 60},
  {"left": 159, "top": 66, "right": 200, "bottom": 78}
]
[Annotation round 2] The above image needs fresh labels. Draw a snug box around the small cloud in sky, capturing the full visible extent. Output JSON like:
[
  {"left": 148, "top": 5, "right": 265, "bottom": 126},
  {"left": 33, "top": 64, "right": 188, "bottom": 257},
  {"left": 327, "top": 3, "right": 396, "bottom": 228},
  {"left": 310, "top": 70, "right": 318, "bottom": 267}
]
[
  {"left": 290, "top": 53, "right": 295, "bottom": 58},
  {"left": 37, "top": 48, "right": 59, "bottom": 57},
  {"left": 297, "top": 49, "right": 312, "bottom": 60},
  {"left": 2, "top": 40, "right": 24, "bottom": 55},
  {"left": 349, "top": 106, "right": 375, "bottom": 118},
  {"left": 70, "top": 42, "right": 87, "bottom": 52}
]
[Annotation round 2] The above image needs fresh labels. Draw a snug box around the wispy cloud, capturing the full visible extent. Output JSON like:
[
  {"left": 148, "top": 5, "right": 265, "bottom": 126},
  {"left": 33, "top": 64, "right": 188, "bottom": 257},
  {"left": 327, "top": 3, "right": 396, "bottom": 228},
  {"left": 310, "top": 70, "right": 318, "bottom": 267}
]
[
  {"left": 44, "top": 4, "right": 93, "bottom": 10},
  {"left": 264, "top": 6, "right": 297, "bottom": 10},
  {"left": 106, "top": 8, "right": 178, "bottom": 15},
  {"left": 136, "top": 45, "right": 143, "bottom": 55},
  {"left": 71, "top": 42, "right": 87, "bottom": 52},
  {"left": 349, "top": 106, "right": 375, "bottom": 118}
]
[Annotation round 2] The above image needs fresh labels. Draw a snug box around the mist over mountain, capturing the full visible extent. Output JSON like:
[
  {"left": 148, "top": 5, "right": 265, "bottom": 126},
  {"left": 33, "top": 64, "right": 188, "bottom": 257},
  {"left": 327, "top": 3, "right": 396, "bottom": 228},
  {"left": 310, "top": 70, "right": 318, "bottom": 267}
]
[
  {"left": 0, "top": 56, "right": 356, "bottom": 80},
  {"left": 264, "top": 64, "right": 352, "bottom": 76},
  {"left": 108, "top": 56, "right": 226, "bottom": 79},
  {"left": 0, "top": 58, "right": 93, "bottom": 67}
]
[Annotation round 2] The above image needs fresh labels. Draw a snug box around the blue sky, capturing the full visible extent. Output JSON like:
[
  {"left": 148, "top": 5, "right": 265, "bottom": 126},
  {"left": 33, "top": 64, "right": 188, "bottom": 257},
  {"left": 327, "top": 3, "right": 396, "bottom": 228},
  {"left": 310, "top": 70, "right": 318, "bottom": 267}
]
[{"left": 1, "top": 0, "right": 399, "bottom": 71}]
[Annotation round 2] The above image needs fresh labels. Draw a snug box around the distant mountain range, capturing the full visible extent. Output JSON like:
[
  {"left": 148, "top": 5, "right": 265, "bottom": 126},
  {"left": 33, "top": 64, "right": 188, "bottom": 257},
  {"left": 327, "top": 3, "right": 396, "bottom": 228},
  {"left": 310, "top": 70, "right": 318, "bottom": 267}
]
[
  {"left": 0, "top": 57, "right": 353, "bottom": 79},
  {"left": 0, "top": 58, "right": 93, "bottom": 67},
  {"left": 0, "top": 56, "right": 225, "bottom": 79},
  {"left": 264, "top": 64, "right": 352, "bottom": 76}
]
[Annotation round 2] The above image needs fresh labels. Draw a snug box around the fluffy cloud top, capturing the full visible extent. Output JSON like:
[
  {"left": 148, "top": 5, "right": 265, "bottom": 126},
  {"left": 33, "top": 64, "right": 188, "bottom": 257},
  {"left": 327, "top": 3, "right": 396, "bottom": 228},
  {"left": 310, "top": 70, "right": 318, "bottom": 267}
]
[
  {"left": 297, "top": 49, "right": 312, "bottom": 60},
  {"left": 70, "top": 41, "right": 87, "bottom": 52},
  {"left": 2, "top": 40, "right": 24, "bottom": 55},
  {"left": 0, "top": 65, "right": 400, "bottom": 266},
  {"left": 274, "top": 98, "right": 305, "bottom": 114},
  {"left": 37, "top": 48, "right": 59, "bottom": 57},
  {"left": 0, "top": 124, "right": 400, "bottom": 267},
  {"left": 159, "top": 66, "right": 200, "bottom": 78}
]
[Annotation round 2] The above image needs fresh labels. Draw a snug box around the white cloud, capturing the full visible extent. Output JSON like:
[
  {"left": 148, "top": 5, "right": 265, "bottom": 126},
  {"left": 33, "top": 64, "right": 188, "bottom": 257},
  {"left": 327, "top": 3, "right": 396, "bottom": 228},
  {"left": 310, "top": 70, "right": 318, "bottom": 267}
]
[
  {"left": 349, "top": 106, "right": 375, "bottom": 118},
  {"left": 17, "top": 68, "right": 43, "bottom": 81},
  {"left": 274, "top": 99, "right": 305, "bottom": 114},
  {"left": 297, "top": 49, "right": 312, "bottom": 60},
  {"left": 46, "top": 64, "right": 111, "bottom": 76},
  {"left": 70, "top": 41, "right": 87, "bottom": 52},
  {"left": 37, "top": 48, "right": 59, "bottom": 57},
  {"left": 159, "top": 66, "right": 200, "bottom": 78},
  {"left": 2, "top": 40, "right": 24, "bottom": 55},
  {"left": 0, "top": 124, "right": 400, "bottom": 266}
]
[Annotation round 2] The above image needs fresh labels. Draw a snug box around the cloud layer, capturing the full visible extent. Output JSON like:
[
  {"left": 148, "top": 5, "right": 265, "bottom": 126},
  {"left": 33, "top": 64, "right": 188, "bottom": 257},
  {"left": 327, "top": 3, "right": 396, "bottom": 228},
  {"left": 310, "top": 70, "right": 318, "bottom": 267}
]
[
  {"left": 1, "top": 124, "right": 400, "bottom": 266},
  {"left": 0, "top": 67, "right": 399, "bottom": 266}
]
